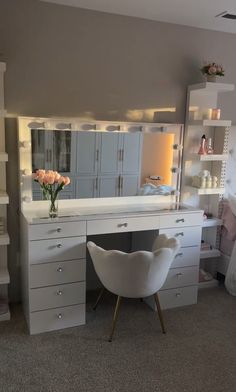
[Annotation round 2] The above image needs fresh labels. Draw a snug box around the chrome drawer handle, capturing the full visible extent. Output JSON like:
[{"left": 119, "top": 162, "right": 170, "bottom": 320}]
[
  {"left": 175, "top": 252, "right": 183, "bottom": 258},
  {"left": 56, "top": 228, "right": 62, "bottom": 233},
  {"left": 57, "top": 313, "right": 62, "bottom": 319},
  {"left": 176, "top": 218, "right": 185, "bottom": 223},
  {"left": 57, "top": 290, "right": 63, "bottom": 296},
  {"left": 57, "top": 267, "right": 63, "bottom": 273},
  {"left": 176, "top": 293, "right": 181, "bottom": 298},
  {"left": 175, "top": 232, "right": 184, "bottom": 237},
  {"left": 57, "top": 243, "right": 62, "bottom": 248},
  {"left": 176, "top": 273, "right": 183, "bottom": 278},
  {"left": 117, "top": 223, "right": 128, "bottom": 228}
]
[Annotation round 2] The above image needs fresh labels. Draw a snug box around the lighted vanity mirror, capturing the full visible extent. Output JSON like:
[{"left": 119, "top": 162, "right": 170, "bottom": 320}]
[{"left": 18, "top": 117, "right": 183, "bottom": 203}]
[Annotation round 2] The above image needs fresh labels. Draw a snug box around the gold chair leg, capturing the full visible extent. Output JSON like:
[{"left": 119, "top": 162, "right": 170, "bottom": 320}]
[
  {"left": 108, "top": 296, "right": 122, "bottom": 342},
  {"left": 154, "top": 292, "right": 166, "bottom": 334},
  {"left": 93, "top": 287, "right": 105, "bottom": 310}
]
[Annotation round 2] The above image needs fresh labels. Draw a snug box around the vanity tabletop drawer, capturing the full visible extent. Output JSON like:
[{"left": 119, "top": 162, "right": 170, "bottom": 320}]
[
  {"left": 30, "top": 281, "right": 85, "bottom": 312},
  {"left": 172, "top": 246, "right": 200, "bottom": 268},
  {"left": 159, "top": 213, "right": 203, "bottom": 229},
  {"left": 158, "top": 285, "right": 198, "bottom": 310},
  {"left": 29, "top": 236, "right": 86, "bottom": 264},
  {"left": 159, "top": 226, "right": 201, "bottom": 247},
  {"left": 161, "top": 266, "right": 199, "bottom": 290},
  {"left": 87, "top": 215, "right": 160, "bottom": 235},
  {"left": 30, "top": 259, "right": 86, "bottom": 288},
  {"left": 29, "top": 304, "right": 85, "bottom": 334},
  {"left": 29, "top": 221, "right": 86, "bottom": 240}
]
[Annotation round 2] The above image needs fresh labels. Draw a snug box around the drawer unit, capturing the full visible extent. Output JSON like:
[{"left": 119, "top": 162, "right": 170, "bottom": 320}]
[
  {"left": 159, "top": 213, "right": 203, "bottom": 229},
  {"left": 29, "top": 236, "right": 86, "bottom": 264},
  {"left": 87, "top": 215, "right": 160, "bottom": 235},
  {"left": 30, "top": 259, "right": 86, "bottom": 288},
  {"left": 30, "top": 281, "right": 85, "bottom": 312},
  {"left": 159, "top": 285, "right": 198, "bottom": 309},
  {"left": 30, "top": 304, "right": 85, "bottom": 335},
  {"left": 172, "top": 246, "right": 200, "bottom": 268},
  {"left": 161, "top": 266, "right": 199, "bottom": 290},
  {"left": 159, "top": 226, "right": 201, "bottom": 247},
  {"left": 29, "top": 221, "right": 86, "bottom": 240}
]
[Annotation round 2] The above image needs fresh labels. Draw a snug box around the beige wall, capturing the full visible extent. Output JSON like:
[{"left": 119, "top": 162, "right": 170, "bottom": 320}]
[{"left": 1, "top": 0, "right": 236, "bottom": 301}]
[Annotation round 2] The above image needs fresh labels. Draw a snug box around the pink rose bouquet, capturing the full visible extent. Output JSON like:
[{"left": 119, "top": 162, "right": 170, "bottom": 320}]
[
  {"left": 33, "top": 170, "right": 71, "bottom": 217},
  {"left": 201, "top": 62, "right": 224, "bottom": 76}
]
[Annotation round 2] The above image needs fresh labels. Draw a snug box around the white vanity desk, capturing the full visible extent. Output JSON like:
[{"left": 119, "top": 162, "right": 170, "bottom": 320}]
[{"left": 20, "top": 197, "right": 203, "bottom": 334}]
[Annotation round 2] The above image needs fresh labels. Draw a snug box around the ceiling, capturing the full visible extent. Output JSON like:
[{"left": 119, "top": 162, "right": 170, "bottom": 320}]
[{"left": 40, "top": 0, "right": 236, "bottom": 33}]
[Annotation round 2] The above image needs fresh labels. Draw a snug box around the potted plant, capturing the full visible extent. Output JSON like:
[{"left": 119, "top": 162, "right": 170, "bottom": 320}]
[{"left": 201, "top": 62, "right": 225, "bottom": 82}]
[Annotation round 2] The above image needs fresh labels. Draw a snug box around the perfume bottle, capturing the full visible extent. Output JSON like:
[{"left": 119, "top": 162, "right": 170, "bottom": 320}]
[
  {"left": 198, "top": 134, "right": 207, "bottom": 155},
  {"left": 207, "top": 138, "right": 214, "bottom": 154}
]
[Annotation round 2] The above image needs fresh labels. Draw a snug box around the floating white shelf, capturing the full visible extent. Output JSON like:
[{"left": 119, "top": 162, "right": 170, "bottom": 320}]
[
  {"left": 0, "top": 267, "right": 10, "bottom": 285},
  {"left": 0, "top": 233, "right": 10, "bottom": 246},
  {"left": 0, "top": 152, "right": 8, "bottom": 162},
  {"left": 203, "top": 218, "right": 223, "bottom": 228},
  {"left": 200, "top": 249, "right": 221, "bottom": 259},
  {"left": 188, "top": 186, "right": 225, "bottom": 195},
  {"left": 0, "top": 191, "right": 9, "bottom": 204},
  {"left": 0, "top": 309, "right": 10, "bottom": 321},
  {"left": 189, "top": 82, "right": 235, "bottom": 93},
  {"left": 198, "top": 154, "right": 228, "bottom": 161},
  {"left": 199, "top": 279, "right": 219, "bottom": 289},
  {"left": 189, "top": 119, "right": 231, "bottom": 127}
]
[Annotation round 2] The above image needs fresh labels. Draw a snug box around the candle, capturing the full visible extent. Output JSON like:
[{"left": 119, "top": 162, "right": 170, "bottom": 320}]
[{"left": 211, "top": 108, "right": 221, "bottom": 120}]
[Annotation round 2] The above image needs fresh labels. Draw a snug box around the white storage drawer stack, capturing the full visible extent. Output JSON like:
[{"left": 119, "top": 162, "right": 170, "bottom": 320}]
[
  {"left": 158, "top": 213, "right": 202, "bottom": 309},
  {"left": 27, "top": 220, "right": 86, "bottom": 334}
]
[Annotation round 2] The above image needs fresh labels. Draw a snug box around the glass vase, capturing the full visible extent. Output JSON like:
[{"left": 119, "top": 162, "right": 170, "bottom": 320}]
[
  {"left": 206, "top": 74, "right": 216, "bottom": 82},
  {"left": 49, "top": 197, "right": 59, "bottom": 218}
]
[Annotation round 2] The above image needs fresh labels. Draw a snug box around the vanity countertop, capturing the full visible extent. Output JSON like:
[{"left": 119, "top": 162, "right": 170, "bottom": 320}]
[{"left": 21, "top": 198, "right": 203, "bottom": 225}]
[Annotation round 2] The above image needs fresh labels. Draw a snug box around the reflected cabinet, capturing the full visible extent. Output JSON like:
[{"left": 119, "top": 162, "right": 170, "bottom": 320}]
[{"left": 32, "top": 131, "right": 142, "bottom": 200}]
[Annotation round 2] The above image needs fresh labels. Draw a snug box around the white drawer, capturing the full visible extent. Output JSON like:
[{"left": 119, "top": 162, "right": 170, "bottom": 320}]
[
  {"left": 87, "top": 216, "right": 160, "bottom": 235},
  {"left": 159, "top": 226, "right": 201, "bottom": 247},
  {"left": 159, "top": 213, "right": 203, "bottom": 229},
  {"left": 30, "top": 259, "right": 86, "bottom": 288},
  {"left": 30, "top": 281, "right": 85, "bottom": 312},
  {"left": 161, "top": 266, "right": 199, "bottom": 290},
  {"left": 29, "top": 236, "right": 86, "bottom": 264},
  {"left": 159, "top": 285, "right": 198, "bottom": 310},
  {"left": 29, "top": 304, "right": 85, "bottom": 334},
  {"left": 29, "top": 221, "right": 86, "bottom": 240},
  {"left": 172, "top": 247, "right": 200, "bottom": 268}
]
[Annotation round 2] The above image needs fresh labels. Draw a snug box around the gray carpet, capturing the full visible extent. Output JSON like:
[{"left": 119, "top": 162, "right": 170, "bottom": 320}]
[{"left": 0, "top": 287, "right": 236, "bottom": 392}]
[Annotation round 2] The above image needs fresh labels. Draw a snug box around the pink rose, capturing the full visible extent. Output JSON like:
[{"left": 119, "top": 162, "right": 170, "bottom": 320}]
[
  {"left": 58, "top": 176, "right": 65, "bottom": 185},
  {"left": 63, "top": 176, "right": 71, "bottom": 186},
  {"left": 208, "top": 66, "right": 216, "bottom": 75},
  {"left": 54, "top": 171, "right": 61, "bottom": 182},
  {"left": 47, "top": 174, "right": 55, "bottom": 185}
]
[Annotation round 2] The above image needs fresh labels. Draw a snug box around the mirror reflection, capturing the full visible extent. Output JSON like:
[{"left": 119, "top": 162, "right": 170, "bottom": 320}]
[{"left": 31, "top": 130, "right": 176, "bottom": 200}]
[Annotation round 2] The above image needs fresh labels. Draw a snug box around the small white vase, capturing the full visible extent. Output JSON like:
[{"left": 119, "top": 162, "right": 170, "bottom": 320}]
[{"left": 206, "top": 74, "right": 216, "bottom": 82}]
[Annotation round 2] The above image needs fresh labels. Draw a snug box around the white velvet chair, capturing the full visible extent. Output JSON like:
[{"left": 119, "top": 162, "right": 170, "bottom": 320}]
[{"left": 87, "top": 234, "right": 180, "bottom": 341}]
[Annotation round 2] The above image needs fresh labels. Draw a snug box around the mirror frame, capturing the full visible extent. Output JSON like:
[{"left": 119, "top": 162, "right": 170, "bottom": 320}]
[{"left": 18, "top": 116, "right": 184, "bottom": 212}]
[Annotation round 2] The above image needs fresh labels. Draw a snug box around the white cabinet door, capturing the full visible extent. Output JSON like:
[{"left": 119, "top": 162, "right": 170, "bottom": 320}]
[
  {"left": 31, "top": 130, "right": 52, "bottom": 172},
  {"left": 76, "top": 177, "right": 97, "bottom": 198},
  {"left": 98, "top": 133, "right": 120, "bottom": 175},
  {"left": 98, "top": 176, "right": 119, "bottom": 197},
  {"left": 121, "top": 175, "right": 140, "bottom": 196},
  {"left": 76, "top": 132, "right": 98, "bottom": 175},
  {"left": 122, "top": 133, "right": 142, "bottom": 174},
  {"left": 52, "top": 131, "right": 76, "bottom": 174}
]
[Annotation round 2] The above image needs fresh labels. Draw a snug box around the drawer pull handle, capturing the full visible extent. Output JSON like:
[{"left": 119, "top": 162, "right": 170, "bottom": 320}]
[
  {"left": 176, "top": 273, "right": 183, "bottom": 278},
  {"left": 117, "top": 223, "right": 128, "bottom": 228},
  {"left": 175, "top": 252, "right": 183, "bottom": 258},
  {"left": 175, "top": 232, "right": 184, "bottom": 237},
  {"left": 57, "top": 267, "right": 63, "bottom": 273},
  {"left": 176, "top": 218, "right": 185, "bottom": 223},
  {"left": 57, "top": 290, "right": 63, "bottom": 296},
  {"left": 57, "top": 313, "right": 63, "bottom": 319},
  {"left": 56, "top": 228, "right": 62, "bottom": 233},
  {"left": 57, "top": 243, "right": 62, "bottom": 248},
  {"left": 176, "top": 293, "right": 181, "bottom": 298}
]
